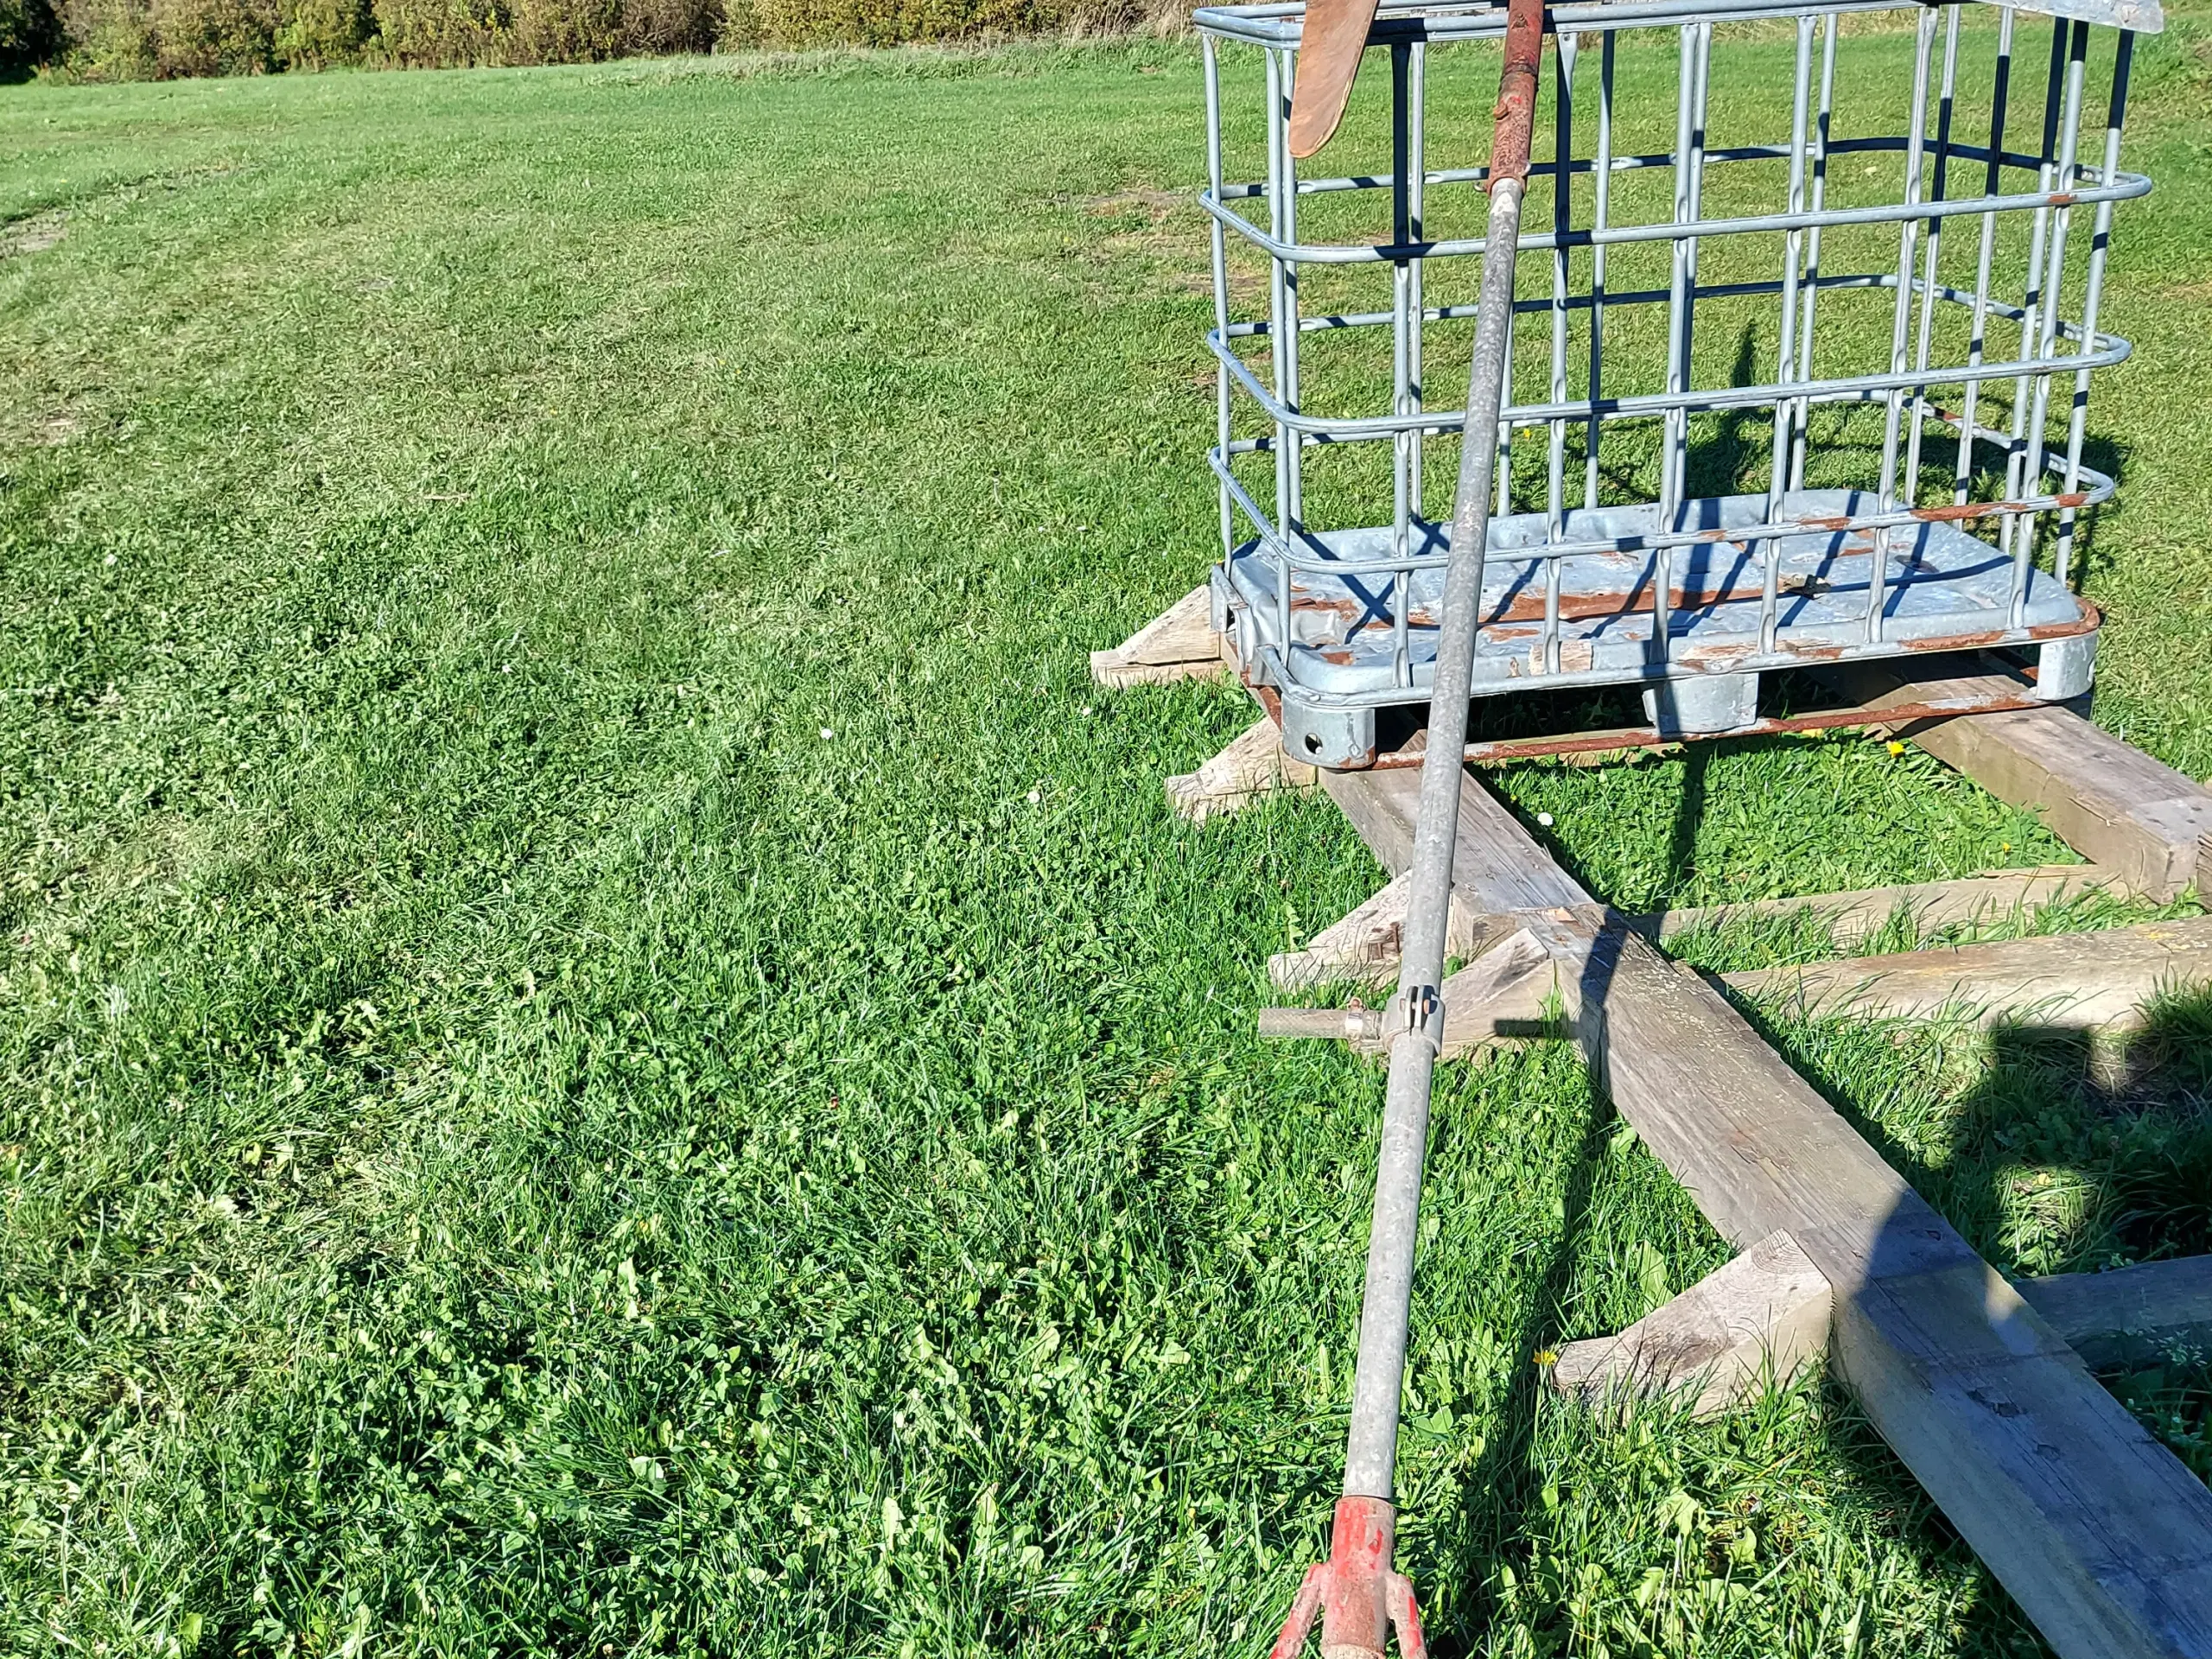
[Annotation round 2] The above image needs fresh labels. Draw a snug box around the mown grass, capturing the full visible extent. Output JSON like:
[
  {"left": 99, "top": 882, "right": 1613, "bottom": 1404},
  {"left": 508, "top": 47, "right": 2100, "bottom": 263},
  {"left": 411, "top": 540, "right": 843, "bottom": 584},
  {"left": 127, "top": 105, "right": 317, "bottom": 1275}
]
[{"left": 2, "top": 20, "right": 2211, "bottom": 1659}]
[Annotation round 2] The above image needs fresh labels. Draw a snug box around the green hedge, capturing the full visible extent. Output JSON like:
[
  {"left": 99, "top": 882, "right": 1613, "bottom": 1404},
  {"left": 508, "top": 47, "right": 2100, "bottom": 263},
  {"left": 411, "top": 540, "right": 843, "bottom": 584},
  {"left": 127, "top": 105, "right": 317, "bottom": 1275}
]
[{"left": 4, "top": 0, "right": 1175, "bottom": 77}]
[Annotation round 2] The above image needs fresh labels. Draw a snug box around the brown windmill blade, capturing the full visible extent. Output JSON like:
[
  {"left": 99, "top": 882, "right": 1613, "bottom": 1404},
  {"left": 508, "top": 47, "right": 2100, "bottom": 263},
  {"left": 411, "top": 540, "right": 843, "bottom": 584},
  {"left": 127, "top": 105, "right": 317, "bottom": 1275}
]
[{"left": 1287, "top": 0, "right": 1382, "bottom": 159}]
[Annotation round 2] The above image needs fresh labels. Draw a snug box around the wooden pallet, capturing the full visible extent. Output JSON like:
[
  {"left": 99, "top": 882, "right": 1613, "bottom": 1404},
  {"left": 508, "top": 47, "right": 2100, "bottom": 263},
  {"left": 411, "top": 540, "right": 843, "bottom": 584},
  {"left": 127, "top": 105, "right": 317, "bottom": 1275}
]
[{"left": 1098, "top": 591, "right": 2212, "bottom": 1659}]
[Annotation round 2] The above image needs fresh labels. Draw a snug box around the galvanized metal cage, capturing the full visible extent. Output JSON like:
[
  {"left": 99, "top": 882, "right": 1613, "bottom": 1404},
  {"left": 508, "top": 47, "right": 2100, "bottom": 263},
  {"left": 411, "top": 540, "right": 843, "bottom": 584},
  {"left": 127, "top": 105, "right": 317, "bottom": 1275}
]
[{"left": 1193, "top": 0, "right": 2155, "bottom": 768}]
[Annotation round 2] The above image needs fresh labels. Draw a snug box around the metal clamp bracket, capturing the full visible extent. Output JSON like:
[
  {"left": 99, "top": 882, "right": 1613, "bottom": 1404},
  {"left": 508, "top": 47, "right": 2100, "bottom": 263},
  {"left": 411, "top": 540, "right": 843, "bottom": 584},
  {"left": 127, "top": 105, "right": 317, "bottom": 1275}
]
[{"left": 1382, "top": 984, "right": 1445, "bottom": 1056}]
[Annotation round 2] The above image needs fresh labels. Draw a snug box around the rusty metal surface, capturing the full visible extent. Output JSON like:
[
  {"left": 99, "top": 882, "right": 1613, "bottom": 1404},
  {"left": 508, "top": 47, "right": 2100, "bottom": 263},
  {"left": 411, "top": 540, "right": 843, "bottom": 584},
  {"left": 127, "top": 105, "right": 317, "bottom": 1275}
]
[
  {"left": 1198, "top": 0, "right": 2141, "bottom": 762},
  {"left": 1351, "top": 688, "right": 2053, "bottom": 769}
]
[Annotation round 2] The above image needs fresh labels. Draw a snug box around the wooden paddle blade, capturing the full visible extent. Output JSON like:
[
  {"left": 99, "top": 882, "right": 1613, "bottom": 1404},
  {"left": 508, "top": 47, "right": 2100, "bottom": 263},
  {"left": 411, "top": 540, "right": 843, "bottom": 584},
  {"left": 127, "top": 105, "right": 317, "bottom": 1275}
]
[{"left": 1287, "top": 0, "right": 1382, "bottom": 159}]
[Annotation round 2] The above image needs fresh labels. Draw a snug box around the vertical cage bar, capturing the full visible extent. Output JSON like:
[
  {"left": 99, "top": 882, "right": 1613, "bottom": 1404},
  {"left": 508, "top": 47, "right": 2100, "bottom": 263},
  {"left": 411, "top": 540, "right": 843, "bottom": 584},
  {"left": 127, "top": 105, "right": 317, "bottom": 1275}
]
[
  {"left": 1265, "top": 47, "right": 1294, "bottom": 648},
  {"left": 2002, "top": 19, "right": 2070, "bottom": 590},
  {"left": 1903, "top": 5, "right": 1961, "bottom": 513},
  {"left": 1280, "top": 48, "right": 1306, "bottom": 531},
  {"left": 1789, "top": 14, "right": 1837, "bottom": 492},
  {"left": 1868, "top": 6, "right": 1938, "bottom": 645},
  {"left": 1205, "top": 37, "right": 1234, "bottom": 570},
  {"left": 1956, "top": 4, "right": 2014, "bottom": 508},
  {"left": 2053, "top": 28, "right": 2127, "bottom": 592},
  {"left": 1761, "top": 14, "right": 1816, "bottom": 656},
  {"left": 1545, "top": 31, "right": 1578, "bottom": 675},
  {"left": 1585, "top": 29, "right": 1614, "bottom": 512},
  {"left": 2018, "top": 20, "right": 2089, "bottom": 618},
  {"left": 1656, "top": 22, "right": 1709, "bottom": 671},
  {"left": 1410, "top": 42, "right": 1427, "bottom": 527},
  {"left": 1391, "top": 41, "right": 1417, "bottom": 686}
]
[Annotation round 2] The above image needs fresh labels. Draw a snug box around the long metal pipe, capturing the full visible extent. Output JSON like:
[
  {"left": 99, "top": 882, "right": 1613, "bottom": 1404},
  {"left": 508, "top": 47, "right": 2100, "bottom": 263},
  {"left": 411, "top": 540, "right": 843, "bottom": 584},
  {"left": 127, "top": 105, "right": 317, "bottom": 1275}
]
[
  {"left": 1272, "top": 11, "right": 1542, "bottom": 1656},
  {"left": 1341, "top": 175, "right": 1528, "bottom": 1507},
  {"left": 1347, "top": 0, "right": 1535, "bottom": 1529}
]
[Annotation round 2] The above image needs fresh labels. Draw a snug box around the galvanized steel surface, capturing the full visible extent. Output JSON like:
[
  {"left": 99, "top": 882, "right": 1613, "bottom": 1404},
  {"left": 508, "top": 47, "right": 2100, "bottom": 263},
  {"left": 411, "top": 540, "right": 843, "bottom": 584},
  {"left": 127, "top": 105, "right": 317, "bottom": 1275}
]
[{"left": 1198, "top": 0, "right": 2146, "bottom": 766}]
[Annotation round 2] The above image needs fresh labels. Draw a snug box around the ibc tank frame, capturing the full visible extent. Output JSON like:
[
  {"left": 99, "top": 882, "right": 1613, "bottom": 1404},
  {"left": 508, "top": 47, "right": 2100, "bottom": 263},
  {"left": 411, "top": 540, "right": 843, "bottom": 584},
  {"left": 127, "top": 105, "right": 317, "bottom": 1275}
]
[{"left": 1193, "top": 0, "right": 2156, "bottom": 768}]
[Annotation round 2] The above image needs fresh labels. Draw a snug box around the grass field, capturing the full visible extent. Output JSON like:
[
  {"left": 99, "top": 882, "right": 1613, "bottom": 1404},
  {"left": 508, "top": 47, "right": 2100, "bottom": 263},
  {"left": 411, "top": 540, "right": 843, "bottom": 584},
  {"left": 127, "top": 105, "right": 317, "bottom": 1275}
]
[{"left": 6, "top": 18, "right": 2212, "bottom": 1658}]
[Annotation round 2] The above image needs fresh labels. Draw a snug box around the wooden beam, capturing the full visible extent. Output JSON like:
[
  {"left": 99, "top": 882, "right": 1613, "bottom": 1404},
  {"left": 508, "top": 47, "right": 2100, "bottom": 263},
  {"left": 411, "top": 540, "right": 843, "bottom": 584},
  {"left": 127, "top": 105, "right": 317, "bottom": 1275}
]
[
  {"left": 1549, "top": 1230, "right": 1832, "bottom": 1419},
  {"left": 1554, "top": 1241, "right": 2212, "bottom": 1412},
  {"left": 1637, "top": 865, "right": 2127, "bottom": 948},
  {"left": 1318, "top": 762, "right": 1591, "bottom": 917},
  {"left": 1268, "top": 871, "right": 1516, "bottom": 989},
  {"left": 1828, "top": 660, "right": 2212, "bottom": 899},
  {"left": 2020, "top": 1257, "right": 2212, "bottom": 1370},
  {"left": 1720, "top": 914, "right": 2212, "bottom": 1031},
  {"left": 1588, "top": 923, "right": 2212, "bottom": 1659},
  {"left": 1300, "top": 865, "right": 2131, "bottom": 988},
  {"left": 1321, "top": 765, "right": 2212, "bottom": 1659},
  {"left": 1090, "top": 586, "right": 1225, "bottom": 688},
  {"left": 1165, "top": 715, "right": 1318, "bottom": 823}
]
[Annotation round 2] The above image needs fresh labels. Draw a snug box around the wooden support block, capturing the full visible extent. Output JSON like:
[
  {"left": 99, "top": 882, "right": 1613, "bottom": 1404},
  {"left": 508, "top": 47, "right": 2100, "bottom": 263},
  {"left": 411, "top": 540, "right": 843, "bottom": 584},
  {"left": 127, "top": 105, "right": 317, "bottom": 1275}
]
[
  {"left": 1268, "top": 872, "right": 1510, "bottom": 990},
  {"left": 1720, "top": 914, "right": 2212, "bottom": 1032},
  {"left": 2020, "top": 1257, "right": 2212, "bottom": 1370},
  {"left": 1828, "top": 661, "right": 2212, "bottom": 899},
  {"left": 1320, "top": 763, "right": 2212, "bottom": 1659},
  {"left": 1090, "top": 586, "right": 1224, "bottom": 688},
  {"left": 1165, "top": 715, "right": 1317, "bottom": 823},
  {"left": 1550, "top": 1230, "right": 1833, "bottom": 1419},
  {"left": 1636, "top": 865, "right": 2126, "bottom": 949}
]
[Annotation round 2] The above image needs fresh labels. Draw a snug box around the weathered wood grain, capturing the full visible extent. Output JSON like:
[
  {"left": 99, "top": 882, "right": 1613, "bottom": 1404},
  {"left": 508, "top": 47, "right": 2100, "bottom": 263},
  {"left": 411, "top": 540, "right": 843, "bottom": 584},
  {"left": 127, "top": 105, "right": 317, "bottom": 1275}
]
[
  {"left": 1549, "top": 1230, "right": 1832, "bottom": 1419},
  {"left": 1638, "top": 865, "right": 2126, "bottom": 947},
  {"left": 1721, "top": 915, "right": 2212, "bottom": 1031},
  {"left": 1268, "top": 870, "right": 1517, "bottom": 989},
  {"left": 1165, "top": 715, "right": 1318, "bottom": 823},
  {"left": 2021, "top": 1257, "right": 2212, "bottom": 1370},
  {"left": 1090, "top": 586, "right": 1225, "bottom": 688}
]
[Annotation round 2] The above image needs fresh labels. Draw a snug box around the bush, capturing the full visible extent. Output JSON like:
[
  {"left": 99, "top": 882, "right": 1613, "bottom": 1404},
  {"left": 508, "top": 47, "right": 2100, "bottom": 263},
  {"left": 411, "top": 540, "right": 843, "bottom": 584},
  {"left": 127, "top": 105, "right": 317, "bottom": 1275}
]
[
  {"left": 0, "top": 0, "right": 62, "bottom": 75},
  {"left": 274, "top": 0, "right": 370, "bottom": 66},
  {"left": 54, "top": 0, "right": 155, "bottom": 75},
  {"left": 507, "top": 0, "right": 617, "bottom": 60},
  {"left": 32, "top": 0, "right": 1176, "bottom": 78},
  {"left": 364, "top": 0, "right": 504, "bottom": 64},
  {"left": 147, "top": 0, "right": 276, "bottom": 73},
  {"left": 746, "top": 0, "right": 1052, "bottom": 48},
  {"left": 616, "top": 0, "right": 713, "bottom": 55}
]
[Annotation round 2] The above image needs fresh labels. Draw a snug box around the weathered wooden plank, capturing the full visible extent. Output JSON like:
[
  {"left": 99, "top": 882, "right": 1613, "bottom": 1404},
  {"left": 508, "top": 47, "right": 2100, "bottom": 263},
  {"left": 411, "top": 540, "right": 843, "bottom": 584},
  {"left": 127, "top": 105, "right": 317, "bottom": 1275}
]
[
  {"left": 1830, "top": 661, "right": 2212, "bottom": 899},
  {"left": 1555, "top": 1244, "right": 2212, "bottom": 1412},
  {"left": 1638, "top": 865, "right": 2126, "bottom": 948},
  {"left": 1090, "top": 586, "right": 1224, "bottom": 688},
  {"left": 2020, "top": 1257, "right": 2212, "bottom": 1370},
  {"left": 1164, "top": 715, "right": 1318, "bottom": 823},
  {"left": 1319, "top": 763, "right": 1590, "bottom": 917},
  {"left": 1320, "top": 765, "right": 2212, "bottom": 1659},
  {"left": 1721, "top": 914, "right": 2212, "bottom": 1031},
  {"left": 1549, "top": 1230, "right": 1832, "bottom": 1419},
  {"left": 1300, "top": 866, "right": 2129, "bottom": 988},
  {"left": 1268, "top": 871, "right": 1514, "bottom": 989},
  {"left": 1586, "top": 924, "right": 2212, "bottom": 1659}
]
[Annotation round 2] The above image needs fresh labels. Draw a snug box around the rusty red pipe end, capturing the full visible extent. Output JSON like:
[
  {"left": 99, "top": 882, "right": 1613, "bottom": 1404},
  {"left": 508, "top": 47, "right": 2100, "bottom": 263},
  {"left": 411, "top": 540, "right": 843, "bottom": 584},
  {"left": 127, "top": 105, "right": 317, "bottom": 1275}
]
[{"left": 1270, "top": 1497, "right": 1427, "bottom": 1659}]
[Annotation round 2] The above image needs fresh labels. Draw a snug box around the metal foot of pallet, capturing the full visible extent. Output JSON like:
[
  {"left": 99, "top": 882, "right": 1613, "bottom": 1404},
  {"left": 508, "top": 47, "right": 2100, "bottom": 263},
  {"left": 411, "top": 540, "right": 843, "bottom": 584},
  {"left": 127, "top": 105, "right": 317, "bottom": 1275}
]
[{"left": 1133, "top": 580, "right": 2212, "bottom": 1657}]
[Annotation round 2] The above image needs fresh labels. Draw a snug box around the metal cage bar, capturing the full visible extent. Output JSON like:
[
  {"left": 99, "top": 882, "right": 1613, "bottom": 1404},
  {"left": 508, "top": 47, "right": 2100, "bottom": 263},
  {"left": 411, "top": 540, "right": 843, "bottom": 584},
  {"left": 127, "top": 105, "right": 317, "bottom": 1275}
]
[{"left": 1198, "top": 0, "right": 2148, "bottom": 767}]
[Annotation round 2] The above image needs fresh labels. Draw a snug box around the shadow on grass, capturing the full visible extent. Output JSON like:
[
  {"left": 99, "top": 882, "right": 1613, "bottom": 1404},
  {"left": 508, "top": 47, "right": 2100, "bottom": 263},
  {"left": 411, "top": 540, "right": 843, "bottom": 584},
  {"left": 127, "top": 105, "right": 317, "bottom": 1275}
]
[{"left": 1424, "top": 1070, "right": 1617, "bottom": 1649}]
